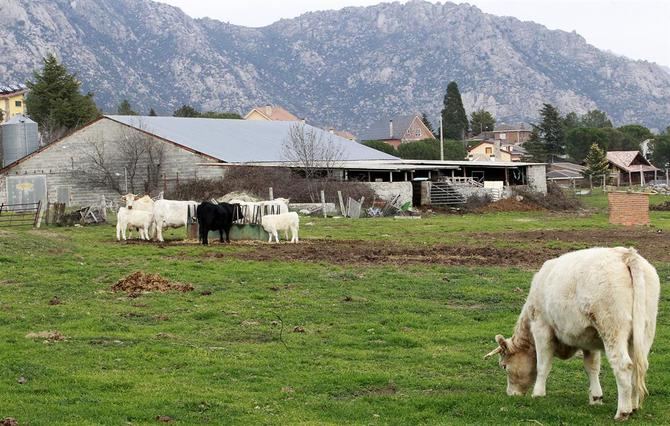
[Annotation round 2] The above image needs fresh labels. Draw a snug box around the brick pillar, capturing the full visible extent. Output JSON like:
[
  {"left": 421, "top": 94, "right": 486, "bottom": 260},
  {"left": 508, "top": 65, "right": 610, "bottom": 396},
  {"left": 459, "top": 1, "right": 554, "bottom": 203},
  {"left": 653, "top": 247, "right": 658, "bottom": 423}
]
[{"left": 608, "top": 192, "right": 649, "bottom": 226}]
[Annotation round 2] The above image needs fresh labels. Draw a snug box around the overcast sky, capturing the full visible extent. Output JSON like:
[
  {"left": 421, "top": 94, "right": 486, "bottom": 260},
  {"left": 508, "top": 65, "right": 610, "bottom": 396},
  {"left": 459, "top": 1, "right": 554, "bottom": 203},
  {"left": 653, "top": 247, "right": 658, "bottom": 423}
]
[{"left": 154, "top": 0, "right": 670, "bottom": 68}]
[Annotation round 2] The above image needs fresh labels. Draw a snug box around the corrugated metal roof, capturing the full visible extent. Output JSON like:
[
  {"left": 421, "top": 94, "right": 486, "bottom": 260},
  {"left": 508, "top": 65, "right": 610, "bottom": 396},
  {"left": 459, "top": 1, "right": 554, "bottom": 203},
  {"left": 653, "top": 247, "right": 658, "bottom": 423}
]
[{"left": 106, "top": 116, "right": 398, "bottom": 163}]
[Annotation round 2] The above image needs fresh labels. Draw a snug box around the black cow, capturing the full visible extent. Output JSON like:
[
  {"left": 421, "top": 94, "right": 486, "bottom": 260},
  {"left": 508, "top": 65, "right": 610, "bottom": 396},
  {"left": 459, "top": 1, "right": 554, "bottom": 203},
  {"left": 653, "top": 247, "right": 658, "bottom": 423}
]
[{"left": 196, "top": 201, "right": 244, "bottom": 245}]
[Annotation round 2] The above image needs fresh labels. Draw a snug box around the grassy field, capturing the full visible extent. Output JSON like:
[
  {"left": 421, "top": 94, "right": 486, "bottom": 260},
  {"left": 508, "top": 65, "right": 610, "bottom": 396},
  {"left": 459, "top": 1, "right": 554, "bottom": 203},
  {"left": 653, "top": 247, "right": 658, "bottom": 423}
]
[{"left": 0, "top": 197, "right": 669, "bottom": 425}]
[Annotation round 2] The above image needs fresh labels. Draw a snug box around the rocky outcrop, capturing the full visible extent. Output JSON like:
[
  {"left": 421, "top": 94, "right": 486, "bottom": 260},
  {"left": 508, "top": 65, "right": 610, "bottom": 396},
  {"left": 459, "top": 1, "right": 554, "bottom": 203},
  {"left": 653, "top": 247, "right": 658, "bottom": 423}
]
[{"left": 1, "top": 0, "right": 668, "bottom": 133}]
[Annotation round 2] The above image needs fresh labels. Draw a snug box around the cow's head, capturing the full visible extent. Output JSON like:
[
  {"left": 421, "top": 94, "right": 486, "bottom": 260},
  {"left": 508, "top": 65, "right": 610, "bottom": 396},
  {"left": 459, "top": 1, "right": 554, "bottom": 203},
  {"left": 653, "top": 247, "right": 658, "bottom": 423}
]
[
  {"left": 485, "top": 334, "right": 536, "bottom": 396},
  {"left": 121, "top": 193, "right": 137, "bottom": 209}
]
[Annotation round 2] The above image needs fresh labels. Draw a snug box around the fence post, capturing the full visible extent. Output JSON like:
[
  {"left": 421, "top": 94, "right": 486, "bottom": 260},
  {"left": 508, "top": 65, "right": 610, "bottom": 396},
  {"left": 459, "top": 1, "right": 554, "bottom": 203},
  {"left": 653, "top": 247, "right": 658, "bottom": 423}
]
[
  {"left": 320, "top": 190, "right": 326, "bottom": 218},
  {"left": 338, "top": 191, "right": 346, "bottom": 217},
  {"left": 34, "top": 201, "right": 42, "bottom": 228},
  {"left": 269, "top": 187, "right": 273, "bottom": 200}
]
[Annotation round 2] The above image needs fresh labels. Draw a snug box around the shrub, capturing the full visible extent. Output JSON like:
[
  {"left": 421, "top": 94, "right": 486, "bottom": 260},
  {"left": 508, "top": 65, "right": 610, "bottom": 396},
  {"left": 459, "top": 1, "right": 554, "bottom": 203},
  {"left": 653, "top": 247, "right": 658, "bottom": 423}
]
[
  {"left": 167, "top": 166, "right": 376, "bottom": 204},
  {"left": 362, "top": 140, "right": 397, "bottom": 156},
  {"left": 513, "top": 182, "right": 584, "bottom": 211}
]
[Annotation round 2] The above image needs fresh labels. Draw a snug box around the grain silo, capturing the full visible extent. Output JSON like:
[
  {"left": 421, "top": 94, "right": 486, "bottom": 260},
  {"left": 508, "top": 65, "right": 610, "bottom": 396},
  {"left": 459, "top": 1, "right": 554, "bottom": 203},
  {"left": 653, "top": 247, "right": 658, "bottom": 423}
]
[{"left": 0, "top": 115, "right": 39, "bottom": 167}]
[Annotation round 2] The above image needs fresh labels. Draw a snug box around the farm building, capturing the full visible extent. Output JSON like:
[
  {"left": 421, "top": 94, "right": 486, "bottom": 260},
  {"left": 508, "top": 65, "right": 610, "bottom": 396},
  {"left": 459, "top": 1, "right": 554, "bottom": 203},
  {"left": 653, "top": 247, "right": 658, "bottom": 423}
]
[
  {"left": 0, "top": 115, "right": 547, "bottom": 208},
  {"left": 606, "top": 151, "right": 660, "bottom": 186}
]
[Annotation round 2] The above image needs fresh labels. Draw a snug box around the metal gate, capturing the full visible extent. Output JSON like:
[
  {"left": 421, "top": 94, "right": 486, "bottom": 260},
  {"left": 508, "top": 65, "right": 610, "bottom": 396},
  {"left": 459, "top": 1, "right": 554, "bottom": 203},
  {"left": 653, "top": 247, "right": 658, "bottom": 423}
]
[
  {"left": 430, "top": 182, "right": 466, "bottom": 205},
  {"left": 6, "top": 175, "right": 47, "bottom": 208},
  {"left": 0, "top": 201, "right": 42, "bottom": 227}
]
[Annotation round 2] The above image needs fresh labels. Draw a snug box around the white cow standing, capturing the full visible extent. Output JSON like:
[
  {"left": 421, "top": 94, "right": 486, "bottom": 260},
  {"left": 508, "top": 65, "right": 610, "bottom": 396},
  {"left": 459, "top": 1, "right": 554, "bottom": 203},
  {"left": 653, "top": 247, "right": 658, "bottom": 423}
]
[
  {"left": 485, "top": 247, "right": 659, "bottom": 421},
  {"left": 119, "top": 194, "right": 155, "bottom": 238},
  {"left": 152, "top": 199, "right": 199, "bottom": 242}
]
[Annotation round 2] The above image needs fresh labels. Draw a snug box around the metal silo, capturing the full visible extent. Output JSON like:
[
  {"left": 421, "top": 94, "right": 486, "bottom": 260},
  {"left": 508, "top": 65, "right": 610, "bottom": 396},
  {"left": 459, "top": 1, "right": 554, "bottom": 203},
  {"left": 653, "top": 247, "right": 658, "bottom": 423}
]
[{"left": 0, "top": 115, "right": 40, "bottom": 167}]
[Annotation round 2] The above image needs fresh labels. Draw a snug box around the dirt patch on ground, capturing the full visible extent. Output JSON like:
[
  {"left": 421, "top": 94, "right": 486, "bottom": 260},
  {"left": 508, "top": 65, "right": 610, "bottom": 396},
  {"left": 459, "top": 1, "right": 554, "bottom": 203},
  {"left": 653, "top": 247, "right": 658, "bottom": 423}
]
[
  {"left": 112, "top": 271, "right": 194, "bottom": 297},
  {"left": 25, "top": 331, "right": 66, "bottom": 342},
  {"left": 475, "top": 198, "right": 545, "bottom": 213},
  {"left": 204, "top": 228, "right": 670, "bottom": 268}
]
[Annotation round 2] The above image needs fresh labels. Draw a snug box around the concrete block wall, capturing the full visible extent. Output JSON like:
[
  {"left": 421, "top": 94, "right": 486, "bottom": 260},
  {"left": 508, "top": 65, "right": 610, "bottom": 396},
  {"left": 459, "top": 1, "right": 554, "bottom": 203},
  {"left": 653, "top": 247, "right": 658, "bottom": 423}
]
[
  {"left": 367, "top": 181, "right": 413, "bottom": 206},
  {"left": 0, "top": 118, "right": 224, "bottom": 207},
  {"left": 526, "top": 165, "right": 548, "bottom": 194},
  {"left": 608, "top": 192, "right": 649, "bottom": 226}
]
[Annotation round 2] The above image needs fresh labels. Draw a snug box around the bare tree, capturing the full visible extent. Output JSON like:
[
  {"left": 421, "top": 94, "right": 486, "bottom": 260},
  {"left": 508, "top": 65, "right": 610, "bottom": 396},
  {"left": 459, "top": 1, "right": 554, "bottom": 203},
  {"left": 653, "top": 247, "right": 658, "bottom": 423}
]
[{"left": 79, "top": 124, "right": 164, "bottom": 195}]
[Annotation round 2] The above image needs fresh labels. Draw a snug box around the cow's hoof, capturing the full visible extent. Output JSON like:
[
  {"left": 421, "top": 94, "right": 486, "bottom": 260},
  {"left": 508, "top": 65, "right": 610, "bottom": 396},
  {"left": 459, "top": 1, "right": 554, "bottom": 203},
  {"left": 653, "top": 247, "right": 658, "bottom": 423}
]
[
  {"left": 614, "top": 412, "right": 631, "bottom": 421},
  {"left": 590, "top": 395, "right": 603, "bottom": 405}
]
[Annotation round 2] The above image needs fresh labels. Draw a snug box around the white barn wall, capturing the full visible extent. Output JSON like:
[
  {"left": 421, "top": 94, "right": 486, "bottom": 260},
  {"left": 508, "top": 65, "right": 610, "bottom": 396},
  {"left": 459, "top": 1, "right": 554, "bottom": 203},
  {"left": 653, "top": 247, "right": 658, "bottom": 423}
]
[{"left": 0, "top": 118, "right": 224, "bottom": 207}]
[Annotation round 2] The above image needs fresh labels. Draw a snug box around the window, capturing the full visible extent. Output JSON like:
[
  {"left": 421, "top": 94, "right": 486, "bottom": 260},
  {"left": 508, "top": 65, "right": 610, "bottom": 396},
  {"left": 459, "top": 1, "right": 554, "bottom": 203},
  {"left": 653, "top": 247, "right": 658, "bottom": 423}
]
[
  {"left": 498, "top": 133, "right": 506, "bottom": 140},
  {"left": 485, "top": 147, "right": 493, "bottom": 154},
  {"left": 415, "top": 129, "right": 421, "bottom": 137},
  {"left": 15, "top": 100, "right": 22, "bottom": 107}
]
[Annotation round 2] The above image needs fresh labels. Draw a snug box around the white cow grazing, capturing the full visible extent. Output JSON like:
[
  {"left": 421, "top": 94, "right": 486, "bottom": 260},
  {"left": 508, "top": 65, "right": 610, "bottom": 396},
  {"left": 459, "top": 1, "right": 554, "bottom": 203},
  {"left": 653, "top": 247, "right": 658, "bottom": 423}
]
[
  {"left": 152, "top": 199, "right": 199, "bottom": 242},
  {"left": 261, "top": 212, "right": 299, "bottom": 243},
  {"left": 116, "top": 207, "right": 153, "bottom": 241},
  {"left": 485, "top": 247, "right": 659, "bottom": 421}
]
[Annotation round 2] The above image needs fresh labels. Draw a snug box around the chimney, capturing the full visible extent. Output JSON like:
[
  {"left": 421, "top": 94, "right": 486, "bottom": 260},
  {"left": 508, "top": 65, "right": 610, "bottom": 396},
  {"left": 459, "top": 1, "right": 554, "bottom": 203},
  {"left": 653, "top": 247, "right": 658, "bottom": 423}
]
[
  {"left": 389, "top": 120, "right": 393, "bottom": 138},
  {"left": 301, "top": 118, "right": 306, "bottom": 124},
  {"left": 329, "top": 127, "right": 334, "bottom": 134},
  {"left": 265, "top": 104, "right": 272, "bottom": 116},
  {"left": 494, "top": 140, "right": 502, "bottom": 161}
]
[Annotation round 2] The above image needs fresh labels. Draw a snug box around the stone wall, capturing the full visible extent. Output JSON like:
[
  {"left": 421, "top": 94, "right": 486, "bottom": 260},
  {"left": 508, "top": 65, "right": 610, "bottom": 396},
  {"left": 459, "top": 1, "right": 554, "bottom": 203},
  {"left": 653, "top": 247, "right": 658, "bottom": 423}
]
[
  {"left": 367, "top": 181, "right": 413, "bottom": 206},
  {"left": 608, "top": 191, "right": 649, "bottom": 226},
  {"left": 0, "top": 118, "right": 224, "bottom": 207}
]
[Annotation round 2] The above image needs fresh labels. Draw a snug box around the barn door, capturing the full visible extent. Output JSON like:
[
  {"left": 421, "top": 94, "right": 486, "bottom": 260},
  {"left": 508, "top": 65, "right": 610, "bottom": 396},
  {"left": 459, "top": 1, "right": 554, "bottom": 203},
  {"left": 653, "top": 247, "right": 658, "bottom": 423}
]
[{"left": 6, "top": 175, "right": 47, "bottom": 207}]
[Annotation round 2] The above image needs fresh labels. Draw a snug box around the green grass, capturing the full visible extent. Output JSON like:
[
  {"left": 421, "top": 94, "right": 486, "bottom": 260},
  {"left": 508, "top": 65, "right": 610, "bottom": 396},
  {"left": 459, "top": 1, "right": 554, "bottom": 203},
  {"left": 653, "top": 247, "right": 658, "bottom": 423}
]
[{"left": 0, "top": 214, "right": 668, "bottom": 425}]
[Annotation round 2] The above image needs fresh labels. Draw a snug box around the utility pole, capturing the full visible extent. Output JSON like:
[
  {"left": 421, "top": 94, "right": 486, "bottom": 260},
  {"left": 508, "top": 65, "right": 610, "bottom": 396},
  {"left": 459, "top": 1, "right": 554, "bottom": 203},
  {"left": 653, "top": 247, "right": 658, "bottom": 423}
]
[{"left": 439, "top": 115, "right": 444, "bottom": 161}]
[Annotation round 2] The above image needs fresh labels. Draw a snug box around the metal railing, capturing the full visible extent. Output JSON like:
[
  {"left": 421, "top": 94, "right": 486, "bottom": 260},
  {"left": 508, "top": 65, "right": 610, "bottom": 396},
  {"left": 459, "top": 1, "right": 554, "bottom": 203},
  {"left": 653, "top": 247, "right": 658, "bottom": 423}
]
[{"left": 0, "top": 201, "right": 42, "bottom": 227}]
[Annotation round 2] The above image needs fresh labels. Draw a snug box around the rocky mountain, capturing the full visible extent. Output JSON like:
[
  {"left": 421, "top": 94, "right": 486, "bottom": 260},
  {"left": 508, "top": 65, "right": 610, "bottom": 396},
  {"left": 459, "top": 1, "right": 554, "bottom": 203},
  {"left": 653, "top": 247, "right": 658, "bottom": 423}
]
[{"left": 1, "top": 0, "right": 669, "bottom": 134}]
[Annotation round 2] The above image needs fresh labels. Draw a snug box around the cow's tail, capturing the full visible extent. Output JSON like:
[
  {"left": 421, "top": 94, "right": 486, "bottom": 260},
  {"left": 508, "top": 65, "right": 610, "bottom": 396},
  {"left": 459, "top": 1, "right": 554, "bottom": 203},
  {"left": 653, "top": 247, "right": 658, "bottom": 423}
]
[{"left": 623, "top": 247, "right": 649, "bottom": 403}]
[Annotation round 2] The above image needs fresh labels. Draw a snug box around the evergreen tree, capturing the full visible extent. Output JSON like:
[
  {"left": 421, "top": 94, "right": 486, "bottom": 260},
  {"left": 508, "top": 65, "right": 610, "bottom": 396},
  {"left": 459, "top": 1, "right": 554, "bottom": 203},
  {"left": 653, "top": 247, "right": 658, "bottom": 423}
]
[
  {"left": 420, "top": 112, "right": 436, "bottom": 137},
  {"left": 148, "top": 108, "right": 157, "bottom": 116},
  {"left": 201, "top": 111, "right": 242, "bottom": 119},
  {"left": 617, "top": 124, "right": 653, "bottom": 143},
  {"left": 563, "top": 112, "right": 580, "bottom": 130},
  {"left": 362, "top": 140, "right": 397, "bottom": 156},
  {"left": 25, "top": 54, "right": 99, "bottom": 142},
  {"left": 582, "top": 143, "right": 610, "bottom": 185},
  {"left": 441, "top": 81, "right": 468, "bottom": 140},
  {"left": 469, "top": 109, "right": 495, "bottom": 136},
  {"left": 173, "top": 104, "right": 201, "bottom": 117},
  {"left": 0, "top": 108, "right": 4, "bottom": 122},
  {"left": 580, "top": 109, "right": 612, "bottom": 128},
  {"left": 117, "top": 99, "right": 137, "bottom": 115},
  {"left": 651, "top": 135, "right": 670, "bottom": 168},
  {"left": 564, "top": 127, "right": 608, "bottom": 163},
  {"left": 601, "top": 128, "right": 639, "bottom": 151},
  {"left": 523, "top": 103, "right": 564, "bottom": 162}
]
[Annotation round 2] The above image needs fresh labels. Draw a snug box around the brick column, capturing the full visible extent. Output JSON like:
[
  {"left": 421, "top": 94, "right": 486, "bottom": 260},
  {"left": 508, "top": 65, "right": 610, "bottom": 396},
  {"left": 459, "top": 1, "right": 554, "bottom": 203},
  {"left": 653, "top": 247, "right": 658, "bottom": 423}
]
[{"left": 608, "top": 192, "right": 649, "bottom": 226}]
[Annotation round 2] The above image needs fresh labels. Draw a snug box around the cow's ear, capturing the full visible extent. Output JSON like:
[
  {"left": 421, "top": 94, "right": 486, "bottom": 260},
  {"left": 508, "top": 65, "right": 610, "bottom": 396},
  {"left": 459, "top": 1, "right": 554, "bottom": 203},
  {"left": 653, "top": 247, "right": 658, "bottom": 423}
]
[
  {"left": 134, "top": 195, "right": 140, "bottom": 200},
  {"left": 495, "top": 334, "right": 509, "bottom": 352}
]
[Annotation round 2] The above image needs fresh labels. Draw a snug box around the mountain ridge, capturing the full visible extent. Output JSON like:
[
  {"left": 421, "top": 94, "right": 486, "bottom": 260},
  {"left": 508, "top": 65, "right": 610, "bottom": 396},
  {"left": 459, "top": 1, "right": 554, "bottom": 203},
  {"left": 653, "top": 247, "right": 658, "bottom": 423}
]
[{"left": 0, "top": 0, "right": 668, "bottom": 133}]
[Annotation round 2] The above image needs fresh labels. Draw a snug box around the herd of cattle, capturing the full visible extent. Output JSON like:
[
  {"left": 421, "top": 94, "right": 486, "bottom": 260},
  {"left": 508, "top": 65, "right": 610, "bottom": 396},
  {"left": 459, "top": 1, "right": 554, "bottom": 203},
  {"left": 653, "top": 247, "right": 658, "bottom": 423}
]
[
  {"left": 115, "top": 194, "right": 300, "bottom": 244},
  {"left": 114, "top": 193, "right": 662, "bottom": 421}
]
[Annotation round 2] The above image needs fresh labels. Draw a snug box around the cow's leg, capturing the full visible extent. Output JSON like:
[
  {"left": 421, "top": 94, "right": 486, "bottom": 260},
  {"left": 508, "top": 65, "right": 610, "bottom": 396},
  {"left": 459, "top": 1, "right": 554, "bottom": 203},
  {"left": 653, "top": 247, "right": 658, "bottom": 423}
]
[
  {"left": 156, "top": 221, "right": 164, "bottom": 242},
  {"left": 116, "top": 222, "right": 121, "bottom": 241},
  {"left": 122, "top": 224, "right": 127, "bottom": 241},
  {"left": 531, "top": 324, "right": 554, "bottom": 397},
  {"left": 583, "top": 350, "right": 603, "bottom": 405},
  {"left": 203, "top": 226, "right": 209, "bottom": 245},
  {"left": 604, "top": 335, "right": 634, "bottom": 420},
  {"left": 219, "top": 228, "right": 224, "bottom": 243},
  {"left": 273, "top": 231, "right": 279, "bottom": 243}
]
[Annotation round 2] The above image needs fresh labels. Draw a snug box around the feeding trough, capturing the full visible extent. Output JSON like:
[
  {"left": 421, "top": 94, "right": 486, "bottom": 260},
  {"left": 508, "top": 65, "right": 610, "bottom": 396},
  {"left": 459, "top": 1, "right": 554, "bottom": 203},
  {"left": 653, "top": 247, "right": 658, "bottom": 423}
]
[{"left": 186, "top": 204, "right": 270, "bottom": 241}]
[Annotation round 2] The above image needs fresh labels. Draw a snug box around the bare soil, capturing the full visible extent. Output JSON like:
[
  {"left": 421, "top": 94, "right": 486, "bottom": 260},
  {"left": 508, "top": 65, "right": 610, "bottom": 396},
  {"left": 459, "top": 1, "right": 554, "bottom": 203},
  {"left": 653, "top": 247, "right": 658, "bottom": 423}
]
[
  {"left": 212, "top": 229, "right": 670, "bottom": 268},
  {"left": 112, "top": 271, "right": 194, "bottom": 297}
]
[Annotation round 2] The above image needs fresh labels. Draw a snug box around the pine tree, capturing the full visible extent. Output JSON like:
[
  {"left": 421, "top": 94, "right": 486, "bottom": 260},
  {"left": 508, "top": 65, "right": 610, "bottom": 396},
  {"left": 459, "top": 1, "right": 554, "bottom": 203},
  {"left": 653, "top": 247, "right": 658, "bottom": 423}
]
[
  {"left": 523, "top": 103, "right": 565, "bottom": 162},
  {"left": 117, "top": 99, "right": 137, "bottom": 115},
  {"left": 148, "top": 108, "right": 157, "bottom": 116},
  {"left": 582, "top": 143, "right": 610, "bottom": 185},
  {"left": 420, "top": 112, "right": 436, "bottom": 138},
  {"left": 470, "top": 109, "right": 495, "bottom": 136},
  {"left": 173, "top": 104, "right": 200, "bottom": 117},
  {"left": 25, "top": 54, "right": 99, "bottom": 142},
  {"left": 441, "top": 81, "right": 468, "bottom": 140}
]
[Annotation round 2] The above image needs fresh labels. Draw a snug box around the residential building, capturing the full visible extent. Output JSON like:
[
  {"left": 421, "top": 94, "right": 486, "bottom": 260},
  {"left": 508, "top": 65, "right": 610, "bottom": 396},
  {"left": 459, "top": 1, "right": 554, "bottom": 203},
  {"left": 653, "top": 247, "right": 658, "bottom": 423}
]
[
  {"left": 0, "top": 84, "right": 27, "bottom": 123},
  {"left": 359, "top": 114, "right": 435, "bottom": 148},
  {"left": 481, "top": 125, "right": 532, "bottom": 145},
  {"left": 467, "top": 141, "right": 525, "bottom": 162},
  {"left": 244, "top": 104, "right": 300, "bottom": 121}
]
